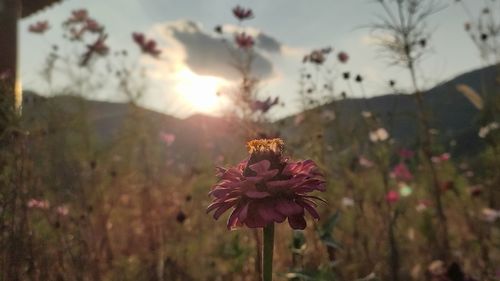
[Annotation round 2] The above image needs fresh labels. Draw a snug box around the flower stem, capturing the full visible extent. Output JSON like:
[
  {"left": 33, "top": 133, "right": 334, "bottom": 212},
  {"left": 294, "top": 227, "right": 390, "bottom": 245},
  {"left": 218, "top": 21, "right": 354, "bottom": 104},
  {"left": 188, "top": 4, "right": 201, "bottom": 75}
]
[{"left": 263, "top": 223, "right": 275, "bottom": 281}]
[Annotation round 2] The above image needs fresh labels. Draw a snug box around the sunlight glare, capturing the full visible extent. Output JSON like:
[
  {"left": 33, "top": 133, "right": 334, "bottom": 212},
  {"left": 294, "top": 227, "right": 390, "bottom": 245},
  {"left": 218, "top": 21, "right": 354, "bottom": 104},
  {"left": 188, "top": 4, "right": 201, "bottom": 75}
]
[{"left": 174, "top": 68, "right": 228, "bottom": 114}]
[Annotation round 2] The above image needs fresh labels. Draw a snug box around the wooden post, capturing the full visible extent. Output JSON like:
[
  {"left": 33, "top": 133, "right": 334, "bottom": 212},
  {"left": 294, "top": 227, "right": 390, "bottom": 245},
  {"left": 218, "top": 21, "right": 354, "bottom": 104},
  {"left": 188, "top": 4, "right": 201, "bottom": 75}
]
[{"left": 0, "top": 0, "right": 21, "bottom": 112}]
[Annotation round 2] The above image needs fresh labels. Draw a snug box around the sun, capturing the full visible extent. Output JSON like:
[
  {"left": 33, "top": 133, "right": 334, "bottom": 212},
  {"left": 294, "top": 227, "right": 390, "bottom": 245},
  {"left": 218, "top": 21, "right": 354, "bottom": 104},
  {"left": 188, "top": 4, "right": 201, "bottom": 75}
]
[{"left": 174, "top": 68, "right": 228, "bottom": 114}]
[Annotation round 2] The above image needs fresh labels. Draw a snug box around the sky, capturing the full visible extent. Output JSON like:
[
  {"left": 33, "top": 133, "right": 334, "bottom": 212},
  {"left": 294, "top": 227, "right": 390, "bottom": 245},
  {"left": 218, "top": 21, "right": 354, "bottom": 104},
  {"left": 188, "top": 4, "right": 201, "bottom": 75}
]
[{"left": 19, "top": 0, "right": 493, "bottom": 118}]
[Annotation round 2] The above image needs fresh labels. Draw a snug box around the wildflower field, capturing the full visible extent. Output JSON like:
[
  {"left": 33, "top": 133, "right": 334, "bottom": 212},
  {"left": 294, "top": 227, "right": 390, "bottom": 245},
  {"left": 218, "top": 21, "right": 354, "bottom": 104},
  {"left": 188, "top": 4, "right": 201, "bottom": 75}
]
[{"left": 0, "top": 0, "right": 499, "bottom": 280}]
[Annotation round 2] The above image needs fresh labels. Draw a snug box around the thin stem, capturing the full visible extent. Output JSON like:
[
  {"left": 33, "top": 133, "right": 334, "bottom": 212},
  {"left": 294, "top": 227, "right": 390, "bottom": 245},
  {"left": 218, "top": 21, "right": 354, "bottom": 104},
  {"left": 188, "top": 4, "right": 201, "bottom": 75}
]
[{"left": 263, "top": 223, "right": 275, "bottom": 281}]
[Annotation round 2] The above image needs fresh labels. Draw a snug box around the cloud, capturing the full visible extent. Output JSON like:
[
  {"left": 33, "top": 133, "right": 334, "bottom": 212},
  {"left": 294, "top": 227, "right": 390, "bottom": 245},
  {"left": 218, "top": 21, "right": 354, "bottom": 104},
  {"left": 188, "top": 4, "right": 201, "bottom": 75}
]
[{"left": 150, "top": 20, "right": 279, "bottom": 81}]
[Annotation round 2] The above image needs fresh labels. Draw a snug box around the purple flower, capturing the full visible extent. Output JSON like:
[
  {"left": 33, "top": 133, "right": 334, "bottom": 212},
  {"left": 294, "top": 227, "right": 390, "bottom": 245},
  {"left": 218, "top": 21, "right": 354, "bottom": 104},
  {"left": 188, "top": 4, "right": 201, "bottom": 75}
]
[
  {"left": 28, "top": 21, "right": 50, "bottom": 34},
  {"left": 250, "top": 97, "right": 279, "bottom": 113},
  {"left": 337, "top": 51, "right": 349, "bottom": 63},
  {"left": 207, "top": 139, "right": 326, "bottom": 230},
  {"left": 132, "top": 32, "right": 162, "bottom": 58},
  {"left": 232, "top": 6, "right": 254, "bottom": 21},
  {"left": 234, "top": 32, "right": 254, "bottom": 49}
]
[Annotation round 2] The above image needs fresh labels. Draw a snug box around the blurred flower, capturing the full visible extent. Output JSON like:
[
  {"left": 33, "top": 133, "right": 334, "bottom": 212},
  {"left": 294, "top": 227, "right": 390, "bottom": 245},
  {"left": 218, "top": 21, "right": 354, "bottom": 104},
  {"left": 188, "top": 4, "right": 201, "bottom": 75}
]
[
  {"left": 390, "top": 163, "right": 413, "bottom": 182},
  {"left": 468, "top": 185, "right": 482, "bottom": 197},
  {"left": 440, "top": 180, "right": 455, "bottom": 192},
  {"left": 358, "top": 156, "right": 374, "bottom": 168},
  {"left": 67, "top": 9, "right": 89, "bottom": 23},
  {"left": 361, "top": 111, "right": 372, "bottom": 118},
  {"left": 431, "top": 153, "right": 450, "bottom": 164},
  {"left": 80, "top": 34, "right": 109, "bottom": 66},
  {"left": 342, "top": 72, "right": 350, "bottom": 80},
  {"left": 398, "top": 148, "right": 415, "bottom": 159},
  {"left": 478, "top": 122, "right": 499, "bottom": 138},
  {"left": 355, "top": 74, "right": 363, "bottom": 83},
  {"left": 341, "top": 197, "right": 355, "bottom": 207},
  {"left": 481, "top": 208, "right": 500, "bottom": 222},
  {"left": 369, "top": 128, "right": 389, "bottom": 142},
  {"left": 84, "top": 19, "right": 103, "bottom": 33},
  {"left": 207, "top": 139, "right": 326, "bottom": 230},
  {"left": 386, "top": 190, "right": 400, "bottom": 203},
  {"left": 428, "top": 260, "right": 446, "bottom": 277},
  {"left": 250, "top": 97, "right": 279, "bottom": 113},
  {"left": 337, "top": 51, "right": 349, "bottom": 63},
  {"left": 232, "top": 5, "right": 254, "bottom": 21},
  {"left": 321, "top": 109, "right": 336, "bottom": 121},
  {"left": 303, "top": 47, "right": 331, "bottom": 65},
  {"left": 160, "top": 132, "right": 176, "bottom": 146},
  {"left": 28, "top": 21, "right": 50, "bottom": 34},
  {"left": 416, "top": 200, "right": 431, "bottom": 212},
  {"left": 132, "top": 32, "right": 161, "bottom": 57},
  {"left": 27, "top": 199, "right": 50, "bottom": 210},
  {"left": 56, "top": 205, "right": 69, "bottom": 216},
  {"left": 398, "top": 183, "right": 413, "bottom": 197},
  {"left": 389, "top": 80, "right": 396, "bottom": 87},
  {"left": 234, "top": 32, "right": 254, "bottom": 49}
]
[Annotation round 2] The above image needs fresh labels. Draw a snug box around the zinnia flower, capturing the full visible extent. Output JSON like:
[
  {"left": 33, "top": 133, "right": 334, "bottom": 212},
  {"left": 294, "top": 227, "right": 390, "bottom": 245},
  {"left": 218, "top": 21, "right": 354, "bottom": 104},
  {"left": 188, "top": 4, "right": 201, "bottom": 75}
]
[{"left": 207, "top": 139, "right": 326, "bottom": 230}]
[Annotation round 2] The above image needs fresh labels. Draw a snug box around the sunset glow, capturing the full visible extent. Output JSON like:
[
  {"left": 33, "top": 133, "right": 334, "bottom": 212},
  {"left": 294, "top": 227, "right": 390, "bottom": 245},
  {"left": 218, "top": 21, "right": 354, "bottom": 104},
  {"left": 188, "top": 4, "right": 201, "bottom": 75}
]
[{"left": 174, "top": 68, "right": 228, "bottom": 114}]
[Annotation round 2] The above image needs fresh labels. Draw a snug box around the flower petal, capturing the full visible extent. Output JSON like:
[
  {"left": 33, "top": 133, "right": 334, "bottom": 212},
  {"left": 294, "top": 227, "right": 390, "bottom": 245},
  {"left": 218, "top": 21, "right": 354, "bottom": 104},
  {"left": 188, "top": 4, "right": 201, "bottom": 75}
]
[{"left": 288, "top": 214, "right": 306, "bottom": 230}]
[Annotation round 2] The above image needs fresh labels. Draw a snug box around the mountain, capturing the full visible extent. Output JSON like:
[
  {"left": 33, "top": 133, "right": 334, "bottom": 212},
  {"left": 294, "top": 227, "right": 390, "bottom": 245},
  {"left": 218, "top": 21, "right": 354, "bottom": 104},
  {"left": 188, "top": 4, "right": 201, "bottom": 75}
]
[
  {"left": 280, "top": 64, "right": 499, "bottom": 156},
  {"left": 20, "top": 64, "right": 499, "bottom": 160}
]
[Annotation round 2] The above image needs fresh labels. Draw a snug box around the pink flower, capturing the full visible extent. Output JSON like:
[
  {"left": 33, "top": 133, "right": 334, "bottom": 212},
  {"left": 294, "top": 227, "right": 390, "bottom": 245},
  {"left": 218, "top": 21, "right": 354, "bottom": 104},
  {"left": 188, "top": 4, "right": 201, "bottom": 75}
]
[
  {"left": 160, "top": 132, "right": 176, "bottom": 146},
  {"left": 337, "top": 51, "right": 349, "bottom": 63},
  {"left": 132, "top": 32, "right": 161, "bottom": 57},
  {"left": 28, "top": 21, "right": 50, "bottom": 34},
  {"left": 398, "top": 148, "right": 415, "bottom": 159},
  {"left": 232, "top": 6, "right": 254, "bottom": 21},
  {"left": 27, "top": 199, "right": 50, "bottom": 209},
  {"left": 234, "top": 33, "right": 254, "bottom": 49},
  {"left": 358, "top": 156, "right": 374, "bottom": 168},
  {"left": 390, "top": 163, "right": 413, "bottom": 182},
  {"left": 207, "top": 139, "right": 326, "bottom": 230},
  {"left": 385, "top": 190, "right": 399, "bottom": 203}
]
